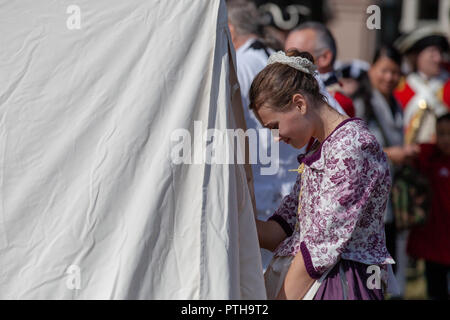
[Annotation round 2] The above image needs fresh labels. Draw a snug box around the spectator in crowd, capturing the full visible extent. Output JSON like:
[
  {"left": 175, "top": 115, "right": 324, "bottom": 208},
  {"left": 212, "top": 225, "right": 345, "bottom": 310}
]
[
  {"left": 284, "top": 22, "right": 355, "bottom": 118},
  {"left": 351, "top": 45, "right": 420, "bottom": 298},
  {"left": 407, "top": 113, "right": 450, "bottom": 300},
  {"left": 393, "top": 28, "right": 450, "bottom": 297},
  {"left": 394, "top": 26, "right": 450, "bottom": 144},
  {"left": 228, "top": 0, "right": 273, "bottom": 111},
  {"left": 227, "top": 0, "right": 298, "bottom": 270},
  {"left": 353, "top": 45, "right": 419, "bottom": 167},
  {"left": 335, "top": 59, "right": 370, "bottom": 99}
]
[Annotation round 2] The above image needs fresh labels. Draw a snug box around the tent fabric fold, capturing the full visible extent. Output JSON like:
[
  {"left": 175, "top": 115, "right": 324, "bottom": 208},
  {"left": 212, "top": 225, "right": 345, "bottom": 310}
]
[{"left": 0, "top": 0, "right": 266, "bottom": 299}]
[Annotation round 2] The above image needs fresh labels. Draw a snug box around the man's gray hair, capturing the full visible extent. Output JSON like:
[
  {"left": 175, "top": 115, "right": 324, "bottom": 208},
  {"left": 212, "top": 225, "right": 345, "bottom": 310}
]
[
  {"left": 294, "top": 22, "right": 337, "bottom": 66},
  {"left": 227, "top": 0, "right": 263, "bottom": 37}
]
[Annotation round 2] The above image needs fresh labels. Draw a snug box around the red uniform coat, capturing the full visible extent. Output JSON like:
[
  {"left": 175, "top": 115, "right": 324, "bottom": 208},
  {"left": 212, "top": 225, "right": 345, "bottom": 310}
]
[
  {"left": 394, "top": 77, "right": 450, "bottom": 110},
  {"left": 407, "top": 144, "right": 450, "bottom": 265},
  {"left": 333, "top": 91, "right": 355, "bottom": 118}
]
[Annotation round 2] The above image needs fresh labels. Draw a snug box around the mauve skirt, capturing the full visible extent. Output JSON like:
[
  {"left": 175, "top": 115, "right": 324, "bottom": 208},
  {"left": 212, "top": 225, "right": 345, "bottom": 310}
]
[
  {"left": 313, "top": 259, "right": 384, "bottom": 300},
  {"left": 265, "top": 256, "right": 385, "bottom": 300}
]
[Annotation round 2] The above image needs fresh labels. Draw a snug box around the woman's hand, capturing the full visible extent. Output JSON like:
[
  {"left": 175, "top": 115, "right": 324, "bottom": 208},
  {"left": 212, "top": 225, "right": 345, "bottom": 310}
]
[
  {"left": 255, "top": 219, "right": 288, "bottom": 252},
  {"left": 276, "top": 251, "right": 315, "bottom": 300}
]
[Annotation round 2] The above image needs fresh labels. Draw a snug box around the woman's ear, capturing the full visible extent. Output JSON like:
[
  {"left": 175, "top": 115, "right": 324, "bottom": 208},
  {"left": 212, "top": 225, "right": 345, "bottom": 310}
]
[{"left": 292, "top": 93, "right": 308, "bottom": 115}]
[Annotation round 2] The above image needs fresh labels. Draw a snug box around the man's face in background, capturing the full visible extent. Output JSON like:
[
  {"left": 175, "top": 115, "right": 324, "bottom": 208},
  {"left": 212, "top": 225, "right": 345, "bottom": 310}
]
[{"left": 417, "top": 45, "right": 443, "bottom": 78}]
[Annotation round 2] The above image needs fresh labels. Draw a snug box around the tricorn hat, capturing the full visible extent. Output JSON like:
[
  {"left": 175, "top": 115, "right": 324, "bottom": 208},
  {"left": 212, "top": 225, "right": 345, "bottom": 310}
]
[{"left": 394, "top": 25, "right": 449, "bottom": 55}]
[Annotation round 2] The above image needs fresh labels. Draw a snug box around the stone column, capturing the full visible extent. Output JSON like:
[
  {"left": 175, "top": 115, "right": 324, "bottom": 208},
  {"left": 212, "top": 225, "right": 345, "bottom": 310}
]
[
  {"left": 439, "top": 0, "right": 450, "bottom": 37},
  {"left": 400, "top": 0, "right": 419, "bottom": 32},
  {"left": 326, "top": 0, "right": 379, "bottom": 63}
]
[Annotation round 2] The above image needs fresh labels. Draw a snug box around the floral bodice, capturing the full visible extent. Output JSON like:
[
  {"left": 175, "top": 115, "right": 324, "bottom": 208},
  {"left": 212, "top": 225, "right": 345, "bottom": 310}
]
[{"left": 269, "top": 118, "right": 395, "bottom": 279}]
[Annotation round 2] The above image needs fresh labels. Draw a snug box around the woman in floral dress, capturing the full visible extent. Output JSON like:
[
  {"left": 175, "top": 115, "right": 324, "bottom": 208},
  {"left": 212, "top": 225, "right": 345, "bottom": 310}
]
[{"left": 251, "top": 49, "right": 397, "bottom": 300}]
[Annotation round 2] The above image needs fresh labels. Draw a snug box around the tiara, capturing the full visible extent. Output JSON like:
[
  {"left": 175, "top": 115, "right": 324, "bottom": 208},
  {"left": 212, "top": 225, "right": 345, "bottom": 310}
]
[{"left": 267, "top": 51, "right": 317, "bottom": 75}]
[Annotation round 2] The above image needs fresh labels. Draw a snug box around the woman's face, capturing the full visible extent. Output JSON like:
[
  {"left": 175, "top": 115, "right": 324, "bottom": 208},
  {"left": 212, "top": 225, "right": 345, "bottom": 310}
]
[
  {"left": 255, "top": 101, "right": 313, "bottom": 149},
  {"left": 368, "top": 56, "right": 401, "bottom": 97}
]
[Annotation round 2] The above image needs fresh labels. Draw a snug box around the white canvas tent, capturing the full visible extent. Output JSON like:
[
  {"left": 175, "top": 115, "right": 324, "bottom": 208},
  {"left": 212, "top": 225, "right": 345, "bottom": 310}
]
[{"left": 0, "top": 0, "right": 266, "bottom": 299}]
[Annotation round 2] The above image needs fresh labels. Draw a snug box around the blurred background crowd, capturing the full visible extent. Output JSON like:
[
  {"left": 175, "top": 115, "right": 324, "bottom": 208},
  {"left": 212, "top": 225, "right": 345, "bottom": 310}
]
[{"left": 225, "top": 0, "right": 450, "bottom": 300}]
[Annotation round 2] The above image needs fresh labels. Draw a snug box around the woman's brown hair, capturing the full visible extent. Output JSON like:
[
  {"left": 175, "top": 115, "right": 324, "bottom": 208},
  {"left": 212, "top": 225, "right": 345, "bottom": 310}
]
[{"left": 248, "top": 49, "right": 326, "bottom": 112}]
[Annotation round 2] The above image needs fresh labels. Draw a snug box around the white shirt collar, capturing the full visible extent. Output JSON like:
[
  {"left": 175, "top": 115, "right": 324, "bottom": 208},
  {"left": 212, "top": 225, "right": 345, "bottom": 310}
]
[{"left": 236, "top": 37, "right": 258, "bottom": 54}]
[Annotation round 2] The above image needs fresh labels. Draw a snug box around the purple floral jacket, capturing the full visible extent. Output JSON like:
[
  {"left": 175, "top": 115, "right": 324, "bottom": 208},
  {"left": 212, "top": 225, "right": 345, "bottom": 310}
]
[{"left": 269, "top": 118, "right": 395, "bottom": 279}]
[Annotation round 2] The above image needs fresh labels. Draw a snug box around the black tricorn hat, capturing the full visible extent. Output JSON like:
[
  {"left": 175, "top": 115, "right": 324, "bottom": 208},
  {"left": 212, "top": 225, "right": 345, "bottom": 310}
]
[{"left": 395, "top": 26, "right": 449, "bottom": 55}]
